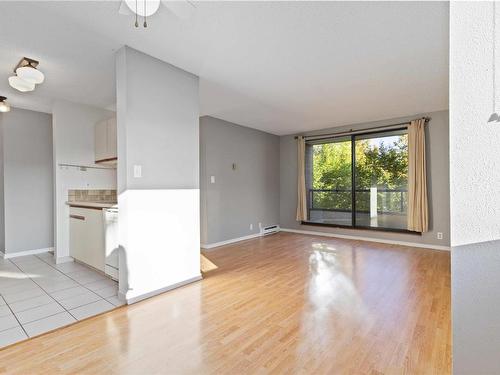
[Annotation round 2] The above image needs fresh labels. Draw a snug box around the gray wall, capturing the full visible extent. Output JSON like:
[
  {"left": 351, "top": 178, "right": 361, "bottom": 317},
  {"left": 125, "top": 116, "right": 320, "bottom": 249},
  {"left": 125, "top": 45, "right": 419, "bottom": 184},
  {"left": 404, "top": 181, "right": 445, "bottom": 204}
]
[
  {"left": 117, "top": 46, "right": 199, "bottom": 192},
  {"left": 1, "top": 108, "right": 53, "bottom": 254},
  {"left": 280, "top": 110, "right": 450, "bottom": 247},
  {"left": 200, "top": 116, "right": 280, "bottom": 245},
  {"left": 452, "top": 240, "right": 500, "bottom": 374}
]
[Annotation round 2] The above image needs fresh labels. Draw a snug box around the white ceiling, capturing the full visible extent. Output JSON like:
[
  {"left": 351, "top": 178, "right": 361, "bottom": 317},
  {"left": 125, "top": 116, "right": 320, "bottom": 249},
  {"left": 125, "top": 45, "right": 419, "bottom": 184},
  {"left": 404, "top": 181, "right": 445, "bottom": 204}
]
[{"left": 0, "top": 1, "right": 449, "bottom": 135}]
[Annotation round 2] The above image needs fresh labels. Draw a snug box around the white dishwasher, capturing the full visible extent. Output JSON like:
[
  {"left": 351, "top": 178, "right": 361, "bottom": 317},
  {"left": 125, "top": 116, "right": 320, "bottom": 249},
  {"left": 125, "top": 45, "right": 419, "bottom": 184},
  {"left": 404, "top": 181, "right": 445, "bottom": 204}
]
[{"left": 103, "top": 208, "right": 119, "bottom": 281}]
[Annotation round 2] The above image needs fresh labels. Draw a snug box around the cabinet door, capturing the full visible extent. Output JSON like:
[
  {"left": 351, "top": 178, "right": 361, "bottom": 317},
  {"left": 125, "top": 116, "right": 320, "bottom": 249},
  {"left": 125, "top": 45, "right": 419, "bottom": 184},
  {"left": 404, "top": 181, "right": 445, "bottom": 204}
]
[
  {"left": 69, "top": 209, "right": 86, "bottom": 263},
  {"left": 94, "top": 120, "right": 108, "bottom": 162},
  {"left": 69, "top": 207, "right": 105, "bottom": 272},
  {"left": 106, "top": 117, "right": 117, "bottom": 160}
]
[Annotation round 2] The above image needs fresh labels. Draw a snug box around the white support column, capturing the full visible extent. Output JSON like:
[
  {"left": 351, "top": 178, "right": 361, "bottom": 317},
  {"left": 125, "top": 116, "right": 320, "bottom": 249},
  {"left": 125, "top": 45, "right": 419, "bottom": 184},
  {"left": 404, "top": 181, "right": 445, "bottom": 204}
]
[
  {"left": 116, "top": 47, "right": 201, "bottom": 303},
  {"left": 451, "top": 2, "right": 500, "bottom": 373}
]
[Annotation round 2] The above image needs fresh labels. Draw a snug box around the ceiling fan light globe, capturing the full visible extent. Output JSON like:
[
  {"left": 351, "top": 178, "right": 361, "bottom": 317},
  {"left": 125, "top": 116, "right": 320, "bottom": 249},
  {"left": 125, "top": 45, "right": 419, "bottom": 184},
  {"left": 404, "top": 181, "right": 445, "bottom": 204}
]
[
  {"left": 16, "top": 66, "right": 44, "bottom": 84},
  {"left": 124, "top": 0, "right": 160, "bottom": 17}
]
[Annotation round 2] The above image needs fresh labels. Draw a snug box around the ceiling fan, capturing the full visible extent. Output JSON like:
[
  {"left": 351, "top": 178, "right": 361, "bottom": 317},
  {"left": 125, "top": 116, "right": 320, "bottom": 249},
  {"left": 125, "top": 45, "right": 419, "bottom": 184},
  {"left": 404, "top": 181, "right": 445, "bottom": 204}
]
[{"left": 119, "top": 0, "right": 196, "bottom": 28}]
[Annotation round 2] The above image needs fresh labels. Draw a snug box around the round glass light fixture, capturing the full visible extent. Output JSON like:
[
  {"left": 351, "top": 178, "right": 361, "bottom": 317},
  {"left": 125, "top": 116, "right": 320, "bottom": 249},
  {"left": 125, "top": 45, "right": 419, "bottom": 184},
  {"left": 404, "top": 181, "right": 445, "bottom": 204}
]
[
  {"left": 0, "top": 96, "right": 10, "bottom": 113},
  {"left": 124, "top": 0, "right": 160, "bottom": 17},
  {"left": 16, "top": 66, "right": 44, "bottom": 84},
  {"left": 8, "top": 76, "right": 35, "bottom": 92}
]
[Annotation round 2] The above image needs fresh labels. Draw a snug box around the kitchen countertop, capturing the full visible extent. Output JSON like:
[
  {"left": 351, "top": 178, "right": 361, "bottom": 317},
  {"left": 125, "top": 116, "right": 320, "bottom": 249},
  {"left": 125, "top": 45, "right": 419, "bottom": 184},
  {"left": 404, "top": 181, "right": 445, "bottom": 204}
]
[{"left": 66, "top": 201, "right": 118, "bottom": 209}]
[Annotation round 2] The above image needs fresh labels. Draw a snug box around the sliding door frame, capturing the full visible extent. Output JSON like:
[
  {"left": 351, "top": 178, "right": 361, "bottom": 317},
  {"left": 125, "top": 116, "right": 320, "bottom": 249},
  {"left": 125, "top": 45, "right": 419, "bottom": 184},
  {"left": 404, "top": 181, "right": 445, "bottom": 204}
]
[
  {"left": 303, "top": 126, "right": 419, "bottom": 235},
  {"left": 350, "top": 134, "right": 356, "bottom": 228}
]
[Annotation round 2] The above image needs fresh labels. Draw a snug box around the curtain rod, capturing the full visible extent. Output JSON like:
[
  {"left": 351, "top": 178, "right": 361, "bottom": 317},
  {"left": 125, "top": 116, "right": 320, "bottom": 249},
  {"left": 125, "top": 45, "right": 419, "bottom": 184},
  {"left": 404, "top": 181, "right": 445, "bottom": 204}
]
[{"left": 294, "top": 117, "right": 431, "bottom": 141}]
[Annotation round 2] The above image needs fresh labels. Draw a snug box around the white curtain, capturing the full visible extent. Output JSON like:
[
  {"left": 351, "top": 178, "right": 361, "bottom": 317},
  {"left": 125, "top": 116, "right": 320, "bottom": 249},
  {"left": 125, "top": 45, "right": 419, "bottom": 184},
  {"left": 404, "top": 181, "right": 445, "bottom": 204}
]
[
  {"left": 407, "top": 119, "right": 429, "bottom": 232},
  {"left": 296, "top": 136, "right": 308, "bottom": 221}
]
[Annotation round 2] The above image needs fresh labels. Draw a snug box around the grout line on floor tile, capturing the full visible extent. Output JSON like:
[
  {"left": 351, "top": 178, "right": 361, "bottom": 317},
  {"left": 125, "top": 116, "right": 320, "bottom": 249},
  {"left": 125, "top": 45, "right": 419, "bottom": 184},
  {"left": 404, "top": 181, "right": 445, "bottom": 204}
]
[
  {"left": 18, "top": 310, "right": 69, "bottom": 327},
  {"left": 1, "top": 291, "right": 28, "bottom": 338},
  {"left": 10, "top": 298, "right": 54, "bottom": 314},
  {"left": 1, "top": 254, "right": 119, "bottom": 335},
  {"left": 35, "top": 254, "right": 116, "bottom": 302},
  {"left": 32, "top": 255, "right": 117, "bottom": 321},
  {"left": 1, "top": 287, "right": 58, "bottom": 305},
  {"left": 8, "top": 260, "right": 78, "bottom": 325}
]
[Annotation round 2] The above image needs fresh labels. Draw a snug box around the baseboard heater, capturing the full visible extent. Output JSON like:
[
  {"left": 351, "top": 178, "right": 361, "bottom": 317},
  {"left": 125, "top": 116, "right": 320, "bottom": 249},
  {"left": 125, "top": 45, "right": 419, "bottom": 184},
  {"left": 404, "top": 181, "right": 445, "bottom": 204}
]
[{"left": 261, "top": 224, "right": 280, "bottom": 236}]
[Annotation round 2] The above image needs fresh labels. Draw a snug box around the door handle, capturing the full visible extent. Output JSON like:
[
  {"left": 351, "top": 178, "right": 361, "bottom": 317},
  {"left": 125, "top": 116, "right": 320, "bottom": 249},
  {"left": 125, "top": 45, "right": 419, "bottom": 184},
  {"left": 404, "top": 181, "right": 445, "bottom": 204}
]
[{"left": 70, "top": 214, "right": 85, "bottom": 220}]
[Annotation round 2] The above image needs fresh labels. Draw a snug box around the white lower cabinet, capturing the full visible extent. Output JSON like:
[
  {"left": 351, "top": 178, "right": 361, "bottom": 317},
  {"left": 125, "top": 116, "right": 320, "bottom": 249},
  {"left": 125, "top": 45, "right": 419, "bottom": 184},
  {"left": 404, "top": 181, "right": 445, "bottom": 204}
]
[{"left": 69, "top": 207, "right": 105, "bottom": 272}]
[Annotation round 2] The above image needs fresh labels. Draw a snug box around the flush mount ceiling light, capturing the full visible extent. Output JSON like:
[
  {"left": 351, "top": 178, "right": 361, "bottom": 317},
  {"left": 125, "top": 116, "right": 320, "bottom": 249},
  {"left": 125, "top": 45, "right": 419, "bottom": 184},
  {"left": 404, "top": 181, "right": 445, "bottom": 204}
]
[
  {"left": 8, "top": 76, "right": 35, "bottom": 92},
  {"left": 17, "top": 65, "right": 44, "bottom": 84},
  {"left": 0, "top": 96, "right": 10, "bottom": 113},
  {"left": 8, "top": 57, "right": 44, "bottom": 93}
]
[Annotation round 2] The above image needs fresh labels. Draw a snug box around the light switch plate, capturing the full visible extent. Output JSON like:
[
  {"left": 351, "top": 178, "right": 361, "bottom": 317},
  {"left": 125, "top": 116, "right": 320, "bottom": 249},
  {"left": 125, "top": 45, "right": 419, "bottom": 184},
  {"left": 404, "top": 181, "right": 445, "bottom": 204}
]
[
  {"left": 134, "top": 165, "right": 142, "bottom": 178},
  {"left": 210, "top": 176, "right": 215, "bottom": 184}
]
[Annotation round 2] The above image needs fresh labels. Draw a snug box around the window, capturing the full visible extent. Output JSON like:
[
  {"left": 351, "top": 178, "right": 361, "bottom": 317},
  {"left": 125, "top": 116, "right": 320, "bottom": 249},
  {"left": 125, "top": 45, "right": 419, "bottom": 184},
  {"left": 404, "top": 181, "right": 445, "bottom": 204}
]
[{"left": 306, "top": 128, "right": 409, "bottom": 231}]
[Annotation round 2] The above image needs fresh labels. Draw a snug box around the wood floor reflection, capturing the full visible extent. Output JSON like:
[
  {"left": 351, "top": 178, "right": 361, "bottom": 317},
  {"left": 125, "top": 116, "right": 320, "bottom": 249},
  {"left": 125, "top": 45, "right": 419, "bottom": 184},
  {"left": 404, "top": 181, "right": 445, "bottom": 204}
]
[{"left": 0, "top": 232, "right": 451, "bottom": 374}]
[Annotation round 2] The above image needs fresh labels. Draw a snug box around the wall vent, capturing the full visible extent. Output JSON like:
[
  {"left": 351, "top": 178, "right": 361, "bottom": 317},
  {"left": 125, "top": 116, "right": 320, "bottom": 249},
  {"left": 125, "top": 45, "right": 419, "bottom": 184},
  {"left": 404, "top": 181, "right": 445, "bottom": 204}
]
[{"left": 261, "top": 224, "right": 280, "bottom": 236}]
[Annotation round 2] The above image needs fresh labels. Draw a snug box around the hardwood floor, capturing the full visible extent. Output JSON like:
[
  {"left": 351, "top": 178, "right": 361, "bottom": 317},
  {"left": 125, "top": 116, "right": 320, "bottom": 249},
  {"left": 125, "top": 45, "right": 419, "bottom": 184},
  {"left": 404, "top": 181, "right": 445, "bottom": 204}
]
[{"left": 0, "top": 233, "right": 451, "bottom": 374}]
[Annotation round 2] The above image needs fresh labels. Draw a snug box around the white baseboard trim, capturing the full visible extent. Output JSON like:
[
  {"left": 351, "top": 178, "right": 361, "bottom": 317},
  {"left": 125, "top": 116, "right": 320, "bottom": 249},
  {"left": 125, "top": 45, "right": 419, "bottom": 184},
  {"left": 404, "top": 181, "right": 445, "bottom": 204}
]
[
  {"left": 280, "top": 228, "right": 451, "bottom": 251},
  {"left": 126, "top": 274, "right": 203, "bottom": 305},
  {"left": 201, "top": 233, "right": 262, "bottom": 250},
  {"left": 1, "top": 247, "right": 54, "bottom": 259}
]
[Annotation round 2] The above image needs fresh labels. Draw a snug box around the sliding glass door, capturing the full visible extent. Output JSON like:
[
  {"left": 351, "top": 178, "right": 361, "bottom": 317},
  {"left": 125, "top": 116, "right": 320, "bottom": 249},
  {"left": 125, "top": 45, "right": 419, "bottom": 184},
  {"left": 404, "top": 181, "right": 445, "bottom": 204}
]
[
  {"left": 354, "top": 130, "right": 408, "bottom": 230},
  {"left": 306, "top": 128, "right": 409, "bottom": 231},
  {"left": 309, "top": 137, "right": 352, "bottom": 226}
]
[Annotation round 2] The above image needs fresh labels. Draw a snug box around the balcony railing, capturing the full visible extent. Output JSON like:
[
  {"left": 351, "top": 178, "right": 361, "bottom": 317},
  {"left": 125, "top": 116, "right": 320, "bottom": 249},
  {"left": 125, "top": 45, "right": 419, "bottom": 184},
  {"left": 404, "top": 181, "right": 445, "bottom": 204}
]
[{"left": 309, "top": 188, "right": 407, "bottom": 215}]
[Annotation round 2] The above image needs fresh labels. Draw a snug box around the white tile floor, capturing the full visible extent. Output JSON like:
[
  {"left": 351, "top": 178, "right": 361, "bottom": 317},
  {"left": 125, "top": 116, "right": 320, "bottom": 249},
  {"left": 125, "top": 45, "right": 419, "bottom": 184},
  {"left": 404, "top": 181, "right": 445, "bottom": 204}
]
[{"left": 0, "top": 253, "right": 124, "bottom": 348}]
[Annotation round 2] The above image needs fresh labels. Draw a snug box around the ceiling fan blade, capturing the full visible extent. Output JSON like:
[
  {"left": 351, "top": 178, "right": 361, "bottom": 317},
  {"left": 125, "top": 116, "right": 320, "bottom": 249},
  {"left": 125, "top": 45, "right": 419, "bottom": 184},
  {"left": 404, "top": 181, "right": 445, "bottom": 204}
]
[
  {"left": 118, "top": 0, "right": 133, "bottom": 15},
  {"left": 161, "top": 0, "right": 196, "bottom": 20}
]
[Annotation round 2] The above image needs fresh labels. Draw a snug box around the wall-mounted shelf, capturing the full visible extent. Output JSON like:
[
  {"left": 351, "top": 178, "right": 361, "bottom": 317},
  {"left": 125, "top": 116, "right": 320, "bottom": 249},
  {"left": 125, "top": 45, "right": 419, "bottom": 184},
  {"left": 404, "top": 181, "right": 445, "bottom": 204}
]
[{"left": 58, "top": 163, "right": 117, "bottom": 171}]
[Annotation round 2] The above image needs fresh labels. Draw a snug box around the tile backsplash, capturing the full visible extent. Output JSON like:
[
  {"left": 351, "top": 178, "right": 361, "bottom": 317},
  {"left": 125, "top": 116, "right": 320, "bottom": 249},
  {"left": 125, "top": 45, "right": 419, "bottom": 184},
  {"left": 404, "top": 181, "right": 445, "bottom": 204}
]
[{"left": 68, "top": 189, "right": 117, "bottom": 203}]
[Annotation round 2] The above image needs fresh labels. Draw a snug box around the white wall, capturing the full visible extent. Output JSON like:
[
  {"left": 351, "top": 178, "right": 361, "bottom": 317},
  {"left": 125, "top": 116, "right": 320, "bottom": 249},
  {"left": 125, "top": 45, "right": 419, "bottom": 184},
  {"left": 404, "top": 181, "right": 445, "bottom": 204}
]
[
  {"left": 450, "top": 2, "right": 500, "bottom": 373},
  {"left": 116, "top": 46, "right": 200, "bottom": 303},
  {"left": 450, "top": 2, "right": 500, "bottom": 247},
  {"left": 52, "top": 100, "right": 116, "bottom": 262}
]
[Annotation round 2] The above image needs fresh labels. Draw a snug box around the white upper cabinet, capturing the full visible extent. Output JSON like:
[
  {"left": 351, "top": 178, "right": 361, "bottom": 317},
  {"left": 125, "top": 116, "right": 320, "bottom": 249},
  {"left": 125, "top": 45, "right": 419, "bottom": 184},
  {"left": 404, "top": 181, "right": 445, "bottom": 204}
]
[
  {"left": 94, "top": 120, "right": 108, "bottom": 162},
  {"left": 95, "top": 117, "right": 117, "bottom": 163},
  {"left": 107, "top": 117, "right": 117, "bottom": 160}
]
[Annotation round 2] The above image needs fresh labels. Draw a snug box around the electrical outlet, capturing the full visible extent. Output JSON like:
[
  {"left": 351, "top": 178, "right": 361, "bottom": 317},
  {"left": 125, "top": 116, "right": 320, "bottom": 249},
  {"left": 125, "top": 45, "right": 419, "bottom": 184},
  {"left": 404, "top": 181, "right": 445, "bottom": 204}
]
[
  {"left": 437, "top": 232, "right": 443, "bottom": 240},
  {"left": 250, "top": 224, "right": 253, "bottom": 230}
]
